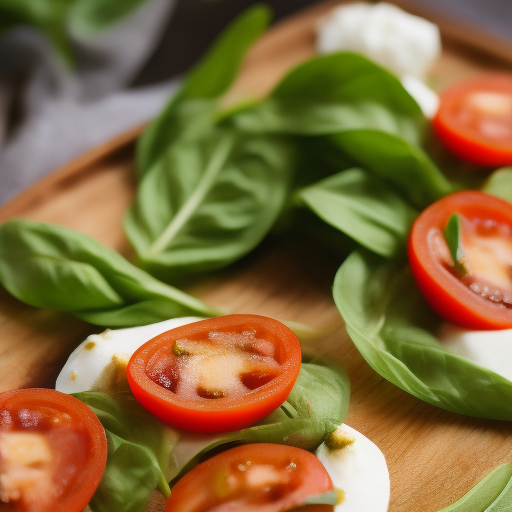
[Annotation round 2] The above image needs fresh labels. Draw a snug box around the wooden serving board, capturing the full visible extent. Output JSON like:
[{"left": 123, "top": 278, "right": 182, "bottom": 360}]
[{"left": 1, "top": 1, "right": 512, "bottom": 511}]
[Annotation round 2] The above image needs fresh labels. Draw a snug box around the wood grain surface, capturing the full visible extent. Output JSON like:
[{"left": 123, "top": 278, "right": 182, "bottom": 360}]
[{"left": 1, "top": 2, "right": 512, "bottom": 511}]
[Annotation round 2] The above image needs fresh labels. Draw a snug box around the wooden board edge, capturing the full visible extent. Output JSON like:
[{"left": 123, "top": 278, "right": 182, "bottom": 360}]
[{"left": 0, "top": 123, "right": 146, "bottom": 222}]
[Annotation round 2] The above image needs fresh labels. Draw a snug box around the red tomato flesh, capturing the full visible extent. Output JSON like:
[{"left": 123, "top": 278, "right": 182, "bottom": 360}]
[
  {"left": 0, "top": 389, "right": 107, "bottom": 512},
  {"left": 165, "top": 443, "right": 334, "bottom": 512},
  {"left": 433, "top": 74, "right": 512, "bottom": 166},
  {"left": 127, "top": 315, "right": 302, "bottom": 433},
  {"left": 408, "top": 191, "right": 512, "bottom": 329}
]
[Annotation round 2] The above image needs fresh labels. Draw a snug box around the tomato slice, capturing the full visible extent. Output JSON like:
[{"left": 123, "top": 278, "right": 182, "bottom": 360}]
[
  {"left": 433, "top": 74, "right": 512, "bottom": 166},
  {"left": 126, "top": 314, "right": 302, "bottom": 433},
  {"left": 0, "top": 388, "right": 107, "bottom": 512},
  {"left": 165, "top": 443, "right": 334, "bottom": 512},
  {"left": 408, "top": 190, "right": 512, "bottom": 329}
]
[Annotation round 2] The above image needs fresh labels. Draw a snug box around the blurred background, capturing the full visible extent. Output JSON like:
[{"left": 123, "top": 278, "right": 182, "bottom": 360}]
[
  {"left": 136, "top": 0, "right": 512, "bottom": 84},
  {"left": 0, "top": 0, "right": 510, "bottom": 205}
]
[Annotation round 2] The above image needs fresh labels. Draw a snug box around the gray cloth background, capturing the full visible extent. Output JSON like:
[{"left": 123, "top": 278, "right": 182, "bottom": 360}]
[
  {"left": 0, "top": 0, "right": 510, "bottom": 206},
  {"left": 0, "top": 0, "right": 178, "bottom": 205}
]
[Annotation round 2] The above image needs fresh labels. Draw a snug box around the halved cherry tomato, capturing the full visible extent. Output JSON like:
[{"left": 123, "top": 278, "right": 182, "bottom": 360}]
[
  {"left": 165, "top": 443, "right": 334, "bottom": 512},
  {"left": 433, "top": 74, "right": 512, "bottom": 166},
  {"left": 0, "top": 388, "right": 107, "bottom": 512},
  {"left": 408, "top": 190, "right": 512, "bottom": 329},
  {"left": 127, "top": 314, "right": 302, "bottom": 433}
]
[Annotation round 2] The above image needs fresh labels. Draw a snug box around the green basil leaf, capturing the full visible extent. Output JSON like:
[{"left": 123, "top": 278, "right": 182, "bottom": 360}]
[
  {"left": 136, "top": 4, "right": 272, "bottom": 176},
  {"left": 329, "top": 130, "right": 454, "bottom": 210},
  {"left": 297, "top": 167, "right": 418, "bottom": 257},
  {"left": 91, "top": 432, "right": 164, "bottom": 512},
  {"left": 180, "top": 4, "right": 272, "bottom": 100},
  {"left": 69, "top": 0, "right": 149, "bottom": 35},
  {"left": 74, "top": 392, "right": 173, "bottom": 512},
  {"left": 333, "top": 249, "right": 512, "bottom": 420},
  {"left": 481, "top": 167, "right": 512, "bottom": 203},
  {"left": 0, "top": 219, "right": 219, "bottom": 326},
  {"left": 232, "top": 52, "right": 425, "bottom": 145},
  {"left": 125, "top": 130, "right": 295, "bottom": 280},
  {"left": 443, "top": 214, "right": 468, "bottom": 275},
  {"left": 438, "top": 463, "right": 512, "bottom": 512},
  {"left": 167, "top": 361, "right": 350, "bottom": 481}
]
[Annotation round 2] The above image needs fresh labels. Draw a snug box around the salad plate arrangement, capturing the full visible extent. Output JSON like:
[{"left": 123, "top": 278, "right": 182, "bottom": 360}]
[{"left": 1, "top": 1, "right": 512, "bottom": 511}]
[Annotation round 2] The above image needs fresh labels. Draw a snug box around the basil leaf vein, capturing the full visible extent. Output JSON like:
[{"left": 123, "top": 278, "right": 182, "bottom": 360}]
[{"left": 125, "top": 130, "right": 295, "bottom": 280}]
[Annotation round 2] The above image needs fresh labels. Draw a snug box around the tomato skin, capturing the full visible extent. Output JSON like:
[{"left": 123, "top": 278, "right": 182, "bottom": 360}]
[
  {"left": 165, "top": 443, "right": 334, "bottom": 512},
  {"left": 0, "top": 388, "right": 107, "bottom": 512},
  {"left": 408, "top": 191, "right": 512, "bottom": 329},
  {"left": 127, "top": 314, "right": 302, "bottom": 433},
  {"left": 433, "top": 74, "right": 512, "bottom": 166}
]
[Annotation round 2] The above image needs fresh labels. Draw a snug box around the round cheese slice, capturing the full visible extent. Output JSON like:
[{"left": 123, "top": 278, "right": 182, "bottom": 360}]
[{"left": 316, "top": 424, "right": 390, "bottom": 511}]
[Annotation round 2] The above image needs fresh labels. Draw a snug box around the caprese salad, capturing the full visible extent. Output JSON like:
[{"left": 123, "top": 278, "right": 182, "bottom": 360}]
[{"left": 1, "top": 315, "right": 390, "bottom": 512}]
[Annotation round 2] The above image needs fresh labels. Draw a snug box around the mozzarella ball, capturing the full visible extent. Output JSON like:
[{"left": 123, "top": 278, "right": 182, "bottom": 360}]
[{"left": 317, "top": 2, "right": 441, "bottom": 79}]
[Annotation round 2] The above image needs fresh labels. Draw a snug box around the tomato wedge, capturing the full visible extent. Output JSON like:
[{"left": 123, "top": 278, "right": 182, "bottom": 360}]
[
  {"left": 127, "top": 314, "right": 302, "bottom": 433},
  {"left": 165, "top": 443, "right": 334, "bottom": 512},
  {"left": 433, "top": 74, "right": 512, "bottom": 166},
  {"left": 408, "top": 191, "right": 512, "bottom": 329},
  {"left": 0, "top": 388, "right": 107, "bottom": 512}
]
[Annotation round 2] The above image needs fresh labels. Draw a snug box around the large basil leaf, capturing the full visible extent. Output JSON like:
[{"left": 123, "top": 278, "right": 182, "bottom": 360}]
[
  {"left": 136, "top": 4, "right": 272, "bottom": 177},
  {"left": 297, "top": 167, "right": 418, "bottom": 257},
  {"left": 333, "top": 249, "right": 512, "bottom": 420},
  {"left": 232, "top": 52, "right": 425, "bottom": 145},
  {"left": 74, "top": 392, "right": 174, "bottom": 512},
  {"left": 125, "top": 130, "right": 295, "bottom": 280},
  {"left": 481, "top": 167, "right": 512, "bottom": 203},
  {"left": 329, "top": 130, "right": 454, "bottom": 210},
  {"left": 0, "top": 219, "right": 219, "bottom": 326},
  {"left": 438, "top": 463, "right": 512, "bottom": 512},
  {"left": 167, "top": 361, "right": 350, "bottom": 481}
]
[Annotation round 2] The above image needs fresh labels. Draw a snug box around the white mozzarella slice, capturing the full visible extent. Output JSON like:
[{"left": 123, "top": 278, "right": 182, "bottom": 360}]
[
  {"left": 316, "top": 2, "right": 441, "bottom": 79},
  {"left": 401, "top": 75, "right": 439, "bottom": 119},
  {"left": 316, "top": 424, "right": 390, "bottom": 512},
  {"left": 55, "top": 317, "right": 202, "bottom": 394},
  {"left": 439, "top": 324, "right": 512, "bottom": 382}
]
